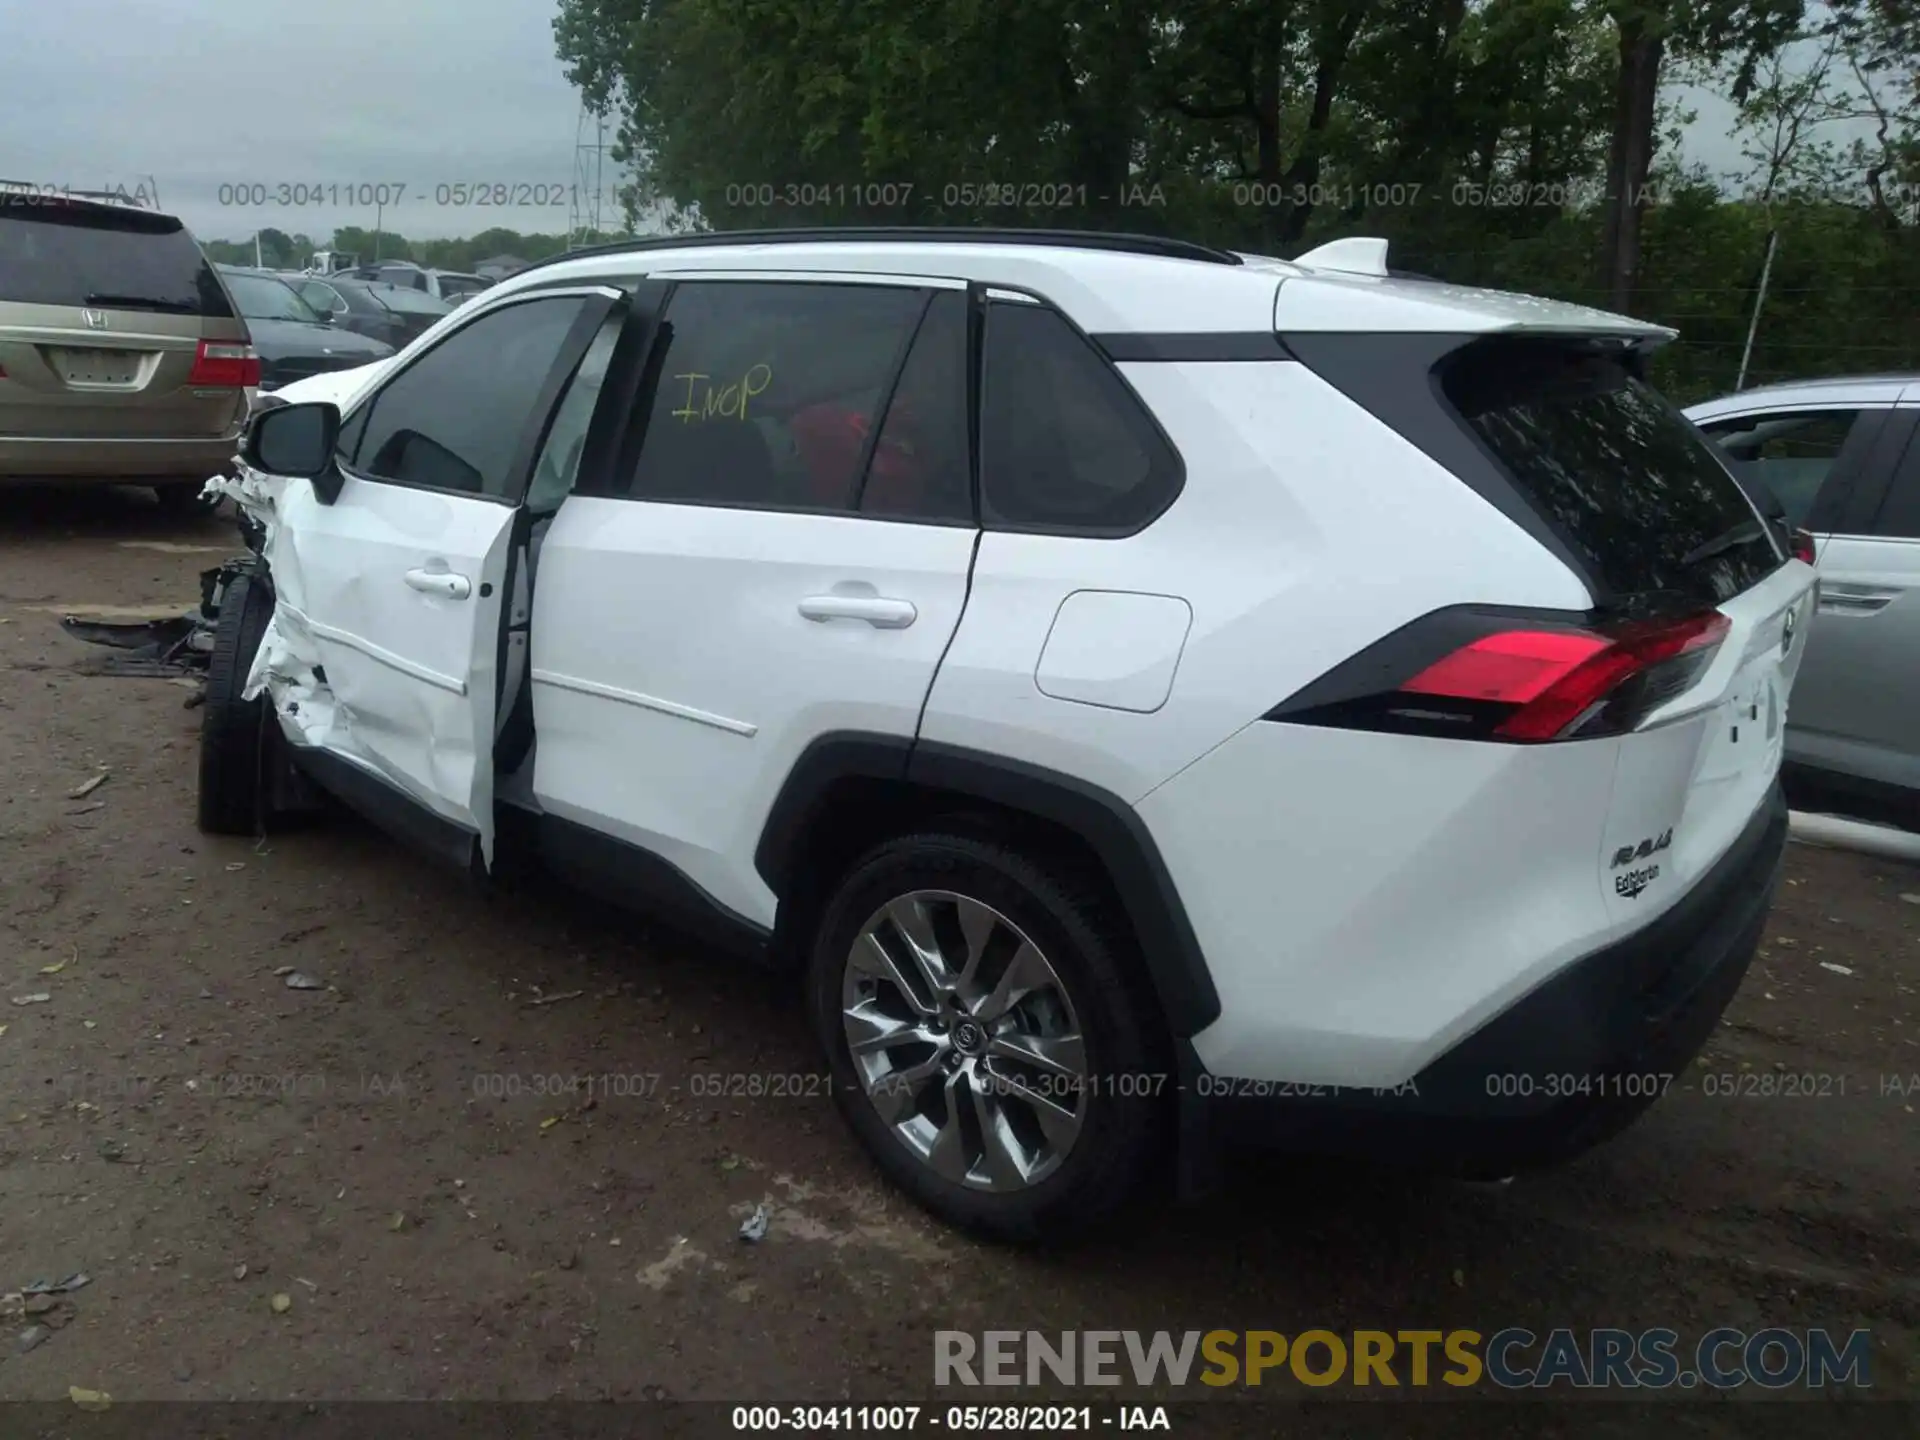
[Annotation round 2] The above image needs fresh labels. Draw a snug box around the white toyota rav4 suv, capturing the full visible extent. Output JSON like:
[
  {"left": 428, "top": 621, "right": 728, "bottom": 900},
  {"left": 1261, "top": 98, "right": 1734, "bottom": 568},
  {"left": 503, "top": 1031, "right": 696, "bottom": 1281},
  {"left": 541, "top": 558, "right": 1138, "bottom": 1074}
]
[{"left": 201, "top": 228, "right": 1813, "bottom": 1241}]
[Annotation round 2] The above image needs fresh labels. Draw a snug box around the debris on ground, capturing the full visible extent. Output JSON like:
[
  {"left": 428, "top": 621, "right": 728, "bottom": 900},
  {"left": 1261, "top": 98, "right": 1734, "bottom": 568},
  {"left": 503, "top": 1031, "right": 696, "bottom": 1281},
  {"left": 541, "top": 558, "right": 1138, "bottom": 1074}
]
[
  {"left": 270, "top": 1293, "right": 292, "bottom": 1314},
  {"left": 526, "top": 989, "right": 584, "bottom": 1008},
  {"left": 22, "top": 1274, "right": 91, "bottom": 1296},
  {"left": 66, "top": 771, "right": 109, "bottom": 800},
  {"left": 68, "top": 1385, "right": 111, "bottom": 1411},
  {"left": 233, "top": 1264, "right": 248, "bottom": 1281},
  {"left": 1819, "top": 962, "right": 1856, "bottom": 976},
  {"left": 283, "top": 972, "right": 324, "bottom": 991},
  {"left": 739, "top": 1203, "right": 771, "bottom": 1243},
  {"left": 10, "top": 994, "right": 50, "bottom": 1007},
  {"left": 16, "top": 1325, "right": 50, "bottom": 1354},
  {"left": 97, "top": 1138, "right": 128, "bottom": 1163},
  {"left": 65, "top": 801, "right": 106, "bottom": 816}
]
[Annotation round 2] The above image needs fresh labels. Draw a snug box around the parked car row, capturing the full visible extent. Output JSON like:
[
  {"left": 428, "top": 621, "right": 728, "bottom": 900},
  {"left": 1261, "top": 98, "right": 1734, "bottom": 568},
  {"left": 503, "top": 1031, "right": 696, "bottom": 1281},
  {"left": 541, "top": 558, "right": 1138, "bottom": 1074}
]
[
  {"left": 331, "top": 260, "right": 493, "bottom": 305},
  {"left": 213, "top": 267, "right": 397, "bottom": 393}
]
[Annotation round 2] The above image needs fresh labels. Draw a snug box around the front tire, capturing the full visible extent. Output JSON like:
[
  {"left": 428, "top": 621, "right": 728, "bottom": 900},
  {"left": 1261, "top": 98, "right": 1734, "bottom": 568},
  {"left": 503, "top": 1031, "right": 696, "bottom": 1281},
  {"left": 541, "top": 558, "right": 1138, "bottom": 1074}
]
[
  {"left": 197, "top": 570, "right": 274, "bottom": 835},
  {"left": 154, "top": 482, "right": 218, "bottom": 518},
  {"left": 807, "top": 832, "right": 1167, "bottom": 1242}
]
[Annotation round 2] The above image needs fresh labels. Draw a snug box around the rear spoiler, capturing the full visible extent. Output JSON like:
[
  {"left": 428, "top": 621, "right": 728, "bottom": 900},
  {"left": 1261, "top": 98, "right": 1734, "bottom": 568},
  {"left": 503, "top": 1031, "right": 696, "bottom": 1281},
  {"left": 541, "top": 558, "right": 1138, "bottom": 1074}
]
[{"left": 1272, "top": 236, "right": 1676, "bottom": 345}]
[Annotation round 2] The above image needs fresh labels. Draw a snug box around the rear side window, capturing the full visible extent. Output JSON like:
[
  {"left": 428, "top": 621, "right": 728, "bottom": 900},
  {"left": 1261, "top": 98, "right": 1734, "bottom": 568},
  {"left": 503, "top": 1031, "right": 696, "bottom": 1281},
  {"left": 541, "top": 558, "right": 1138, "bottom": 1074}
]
[
  {"left": 1697, "top": 410, "right": 1862, "bottom": 528},
  {"left": 0, "top": 200, "right": 233, "bottom": 317},
  {"left": 861, "top": 290, "right": 973, "bottom": 523},
  {"left": 979, "top": 301, "right": 1181, "bottom": 533},
  {"left": 624, "top": 281, "right": 928, "bottom": 510},
  {"left": 352, "top": 296, "right": 591, "bottom": 499},
  {"left": 1440, "top": 339, "right": 1781, "bottom": 605}
]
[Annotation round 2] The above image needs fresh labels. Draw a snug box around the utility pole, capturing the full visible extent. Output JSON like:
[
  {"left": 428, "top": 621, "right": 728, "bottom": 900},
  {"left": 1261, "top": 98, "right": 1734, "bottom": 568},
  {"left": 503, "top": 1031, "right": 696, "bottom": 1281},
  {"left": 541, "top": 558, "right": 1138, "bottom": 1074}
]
[
  {"left": 569, "top": 101, "right": 609, "bottom": 251},
  {"left": 1735, "top": 230, "right": 1779, "bottom": 392}
]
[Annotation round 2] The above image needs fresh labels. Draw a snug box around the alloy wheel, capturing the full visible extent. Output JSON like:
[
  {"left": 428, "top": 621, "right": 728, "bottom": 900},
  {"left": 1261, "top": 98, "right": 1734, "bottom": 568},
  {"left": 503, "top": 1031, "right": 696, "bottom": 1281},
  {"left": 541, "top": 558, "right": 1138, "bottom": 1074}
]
[{"left": 840, "top": 891, "right": 1090, "bottom": 1191}]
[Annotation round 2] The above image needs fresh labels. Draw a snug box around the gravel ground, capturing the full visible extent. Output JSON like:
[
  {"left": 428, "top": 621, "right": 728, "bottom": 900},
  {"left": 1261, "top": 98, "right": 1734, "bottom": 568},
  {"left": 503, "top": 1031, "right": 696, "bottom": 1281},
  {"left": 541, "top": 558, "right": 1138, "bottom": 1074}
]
[{"left": 0, "top": 487, "right": 1914, "bottom": 1434}]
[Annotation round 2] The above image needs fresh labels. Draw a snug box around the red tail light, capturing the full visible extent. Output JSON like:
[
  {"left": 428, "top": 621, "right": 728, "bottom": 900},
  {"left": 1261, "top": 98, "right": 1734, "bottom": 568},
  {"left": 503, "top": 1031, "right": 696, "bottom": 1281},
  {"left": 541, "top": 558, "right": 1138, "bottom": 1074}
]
[
  {"left": 1790, "top": 529, "right": 1816, "bottom": 566},
  {"left": 188, "top": 340, "right": 260, "bottom": 388},
  {"left": 1268, "top": 607, "right": 1732, "bottom": 744}
]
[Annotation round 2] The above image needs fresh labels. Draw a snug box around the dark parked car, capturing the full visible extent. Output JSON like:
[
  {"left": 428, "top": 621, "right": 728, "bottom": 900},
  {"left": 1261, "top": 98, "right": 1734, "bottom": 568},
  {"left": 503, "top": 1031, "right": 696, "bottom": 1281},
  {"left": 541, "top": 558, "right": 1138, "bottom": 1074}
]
[
  {"left": 284, "top": 273, "right": 453, "bottom": 350},
  {"left": 214, "top": 267, "right": 393, "bottom": 392}
]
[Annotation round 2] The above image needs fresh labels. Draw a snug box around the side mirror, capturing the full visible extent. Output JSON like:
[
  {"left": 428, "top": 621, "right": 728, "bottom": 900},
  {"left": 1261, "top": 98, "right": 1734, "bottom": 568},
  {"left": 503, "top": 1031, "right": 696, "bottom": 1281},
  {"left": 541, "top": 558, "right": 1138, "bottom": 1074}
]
[{"left": 241, "top": 401, "right": 342, "bottom": 500}]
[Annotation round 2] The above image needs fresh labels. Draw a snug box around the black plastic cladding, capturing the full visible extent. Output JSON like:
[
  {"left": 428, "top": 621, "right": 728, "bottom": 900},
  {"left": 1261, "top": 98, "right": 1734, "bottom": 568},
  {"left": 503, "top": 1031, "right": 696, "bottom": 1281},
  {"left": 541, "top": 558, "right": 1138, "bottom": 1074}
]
[{"left": 1281, "top": 331, "right": 1608, "bottom": 601}]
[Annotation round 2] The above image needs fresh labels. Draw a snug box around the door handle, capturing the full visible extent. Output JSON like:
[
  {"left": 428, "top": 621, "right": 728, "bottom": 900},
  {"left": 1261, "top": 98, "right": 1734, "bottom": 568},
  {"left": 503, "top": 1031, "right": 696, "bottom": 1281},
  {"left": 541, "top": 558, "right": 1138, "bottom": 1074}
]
[
  {"left": 404, "top": 567, "right": 472, "bottom": 601},
  {"left": 797, "top": 594, "right": 917, "bottom": 629},
  {"left": 1816, "top": 584, "right": 1899, "bottom": 616}
]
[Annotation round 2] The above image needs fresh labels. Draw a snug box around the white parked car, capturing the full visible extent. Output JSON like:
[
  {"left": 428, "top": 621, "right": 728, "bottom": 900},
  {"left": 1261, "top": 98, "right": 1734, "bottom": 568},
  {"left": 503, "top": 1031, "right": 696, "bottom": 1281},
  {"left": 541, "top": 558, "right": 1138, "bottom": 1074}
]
[
  {"left": 202, "top": 229, "right": 1814, "bottom": 1240},
  {"left": 1687, "top": 376, "right": 1920, "bottom": 831}
]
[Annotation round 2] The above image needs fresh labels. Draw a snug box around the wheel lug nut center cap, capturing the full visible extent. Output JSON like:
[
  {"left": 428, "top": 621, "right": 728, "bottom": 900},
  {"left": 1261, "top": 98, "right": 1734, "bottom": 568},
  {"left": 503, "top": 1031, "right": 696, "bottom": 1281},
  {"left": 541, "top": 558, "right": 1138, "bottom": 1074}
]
[{"left": 950, "top": 1020, "right": 987, "bottom": 1056}]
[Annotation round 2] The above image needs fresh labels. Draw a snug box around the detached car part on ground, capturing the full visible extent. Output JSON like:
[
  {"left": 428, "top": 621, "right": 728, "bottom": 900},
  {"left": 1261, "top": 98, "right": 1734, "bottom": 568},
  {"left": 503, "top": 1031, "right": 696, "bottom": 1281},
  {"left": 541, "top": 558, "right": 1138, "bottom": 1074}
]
[{"left": 189, "top": 230, "right": 1812, "bottom": 1243}]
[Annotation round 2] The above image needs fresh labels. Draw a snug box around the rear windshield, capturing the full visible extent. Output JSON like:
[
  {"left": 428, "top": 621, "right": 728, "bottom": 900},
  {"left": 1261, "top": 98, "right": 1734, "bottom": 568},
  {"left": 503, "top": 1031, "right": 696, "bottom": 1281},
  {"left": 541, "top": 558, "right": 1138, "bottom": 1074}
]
[
  {"left": 223, "top": 272, "right": 323, "bottom": 323},
  {"left": 1439, "top": 339, "right": 1782, "bottom": 605},
  {"left": 0, "top": 200, "right": 234, "bottom": 317}
]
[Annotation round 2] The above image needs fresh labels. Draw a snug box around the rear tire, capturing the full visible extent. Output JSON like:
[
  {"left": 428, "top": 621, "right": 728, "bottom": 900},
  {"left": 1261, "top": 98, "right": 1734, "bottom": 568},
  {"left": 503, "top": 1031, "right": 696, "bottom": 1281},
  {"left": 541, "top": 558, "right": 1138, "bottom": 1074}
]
[
  {"left": 197, "top": 570, "right": 274, "bottom": 835},
  {"left": 807, "top": 831, "right": 1167, "bottom": 1243}
]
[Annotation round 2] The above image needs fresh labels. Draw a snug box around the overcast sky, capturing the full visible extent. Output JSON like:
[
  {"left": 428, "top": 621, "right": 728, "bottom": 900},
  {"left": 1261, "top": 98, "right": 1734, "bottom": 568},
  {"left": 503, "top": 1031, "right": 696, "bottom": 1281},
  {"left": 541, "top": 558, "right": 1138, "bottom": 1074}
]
[
  {"left": 3, "top": 0, "right": 599, "bottom": 245},
  {"left": 0, "top": 0, "right": 1855, "bottom": 253}
]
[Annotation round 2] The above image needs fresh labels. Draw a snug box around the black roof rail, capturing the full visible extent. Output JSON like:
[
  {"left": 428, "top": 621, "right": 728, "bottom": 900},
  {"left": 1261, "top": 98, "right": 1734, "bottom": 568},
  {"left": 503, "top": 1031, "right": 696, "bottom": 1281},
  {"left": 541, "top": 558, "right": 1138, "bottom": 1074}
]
[{"left": 514, "top": 226, "right": 1246, "bottom": 276}]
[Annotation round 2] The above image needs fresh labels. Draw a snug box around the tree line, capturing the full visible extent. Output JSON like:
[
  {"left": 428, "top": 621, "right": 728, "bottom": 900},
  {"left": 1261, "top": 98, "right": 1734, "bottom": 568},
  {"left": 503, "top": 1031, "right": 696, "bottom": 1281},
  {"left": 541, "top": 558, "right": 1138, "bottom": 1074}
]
[{"left": 543, "top": 0, "right": 1916, "bottom": 400}]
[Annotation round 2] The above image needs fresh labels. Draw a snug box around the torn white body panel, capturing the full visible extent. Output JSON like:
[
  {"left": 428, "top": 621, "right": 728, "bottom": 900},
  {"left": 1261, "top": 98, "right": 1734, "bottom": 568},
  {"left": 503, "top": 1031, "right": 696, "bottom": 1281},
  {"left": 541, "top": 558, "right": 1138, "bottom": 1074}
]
[{"left": 205, "top": 357, "right": 515, "bottom": 866}]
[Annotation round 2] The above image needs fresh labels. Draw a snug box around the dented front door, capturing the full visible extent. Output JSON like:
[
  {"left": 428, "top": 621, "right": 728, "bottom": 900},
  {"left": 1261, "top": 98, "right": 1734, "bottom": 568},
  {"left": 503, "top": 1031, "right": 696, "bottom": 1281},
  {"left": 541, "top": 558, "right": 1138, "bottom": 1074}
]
[
  {"left": 242, "top": 289, "right": 623, "bottom": 869},
  {"left": 263, "top": 477, "right": 517, "bottom": 864}
]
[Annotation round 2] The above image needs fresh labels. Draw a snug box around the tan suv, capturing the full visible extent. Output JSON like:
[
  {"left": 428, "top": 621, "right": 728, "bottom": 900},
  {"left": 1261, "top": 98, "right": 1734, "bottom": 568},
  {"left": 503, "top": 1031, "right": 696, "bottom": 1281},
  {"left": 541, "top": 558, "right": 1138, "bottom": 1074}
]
[{"left": 0, "top": 192, "right": 255, "bottom": 513}]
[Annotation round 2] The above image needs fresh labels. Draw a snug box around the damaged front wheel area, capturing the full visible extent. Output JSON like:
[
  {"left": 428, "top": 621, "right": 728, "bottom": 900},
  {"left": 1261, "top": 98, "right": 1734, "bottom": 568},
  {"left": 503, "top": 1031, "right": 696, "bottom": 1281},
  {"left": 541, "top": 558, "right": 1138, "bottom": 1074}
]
[{"left": 197, "top": 569, "right": 277, "bottom": 835}]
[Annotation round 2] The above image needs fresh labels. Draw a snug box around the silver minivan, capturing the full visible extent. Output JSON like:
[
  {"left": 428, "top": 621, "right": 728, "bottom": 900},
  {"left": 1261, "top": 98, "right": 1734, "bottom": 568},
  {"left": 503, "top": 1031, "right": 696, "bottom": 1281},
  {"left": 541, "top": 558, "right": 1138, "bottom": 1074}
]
[{"left": 0, "top": 192, "right": 254, "bottom": 512}]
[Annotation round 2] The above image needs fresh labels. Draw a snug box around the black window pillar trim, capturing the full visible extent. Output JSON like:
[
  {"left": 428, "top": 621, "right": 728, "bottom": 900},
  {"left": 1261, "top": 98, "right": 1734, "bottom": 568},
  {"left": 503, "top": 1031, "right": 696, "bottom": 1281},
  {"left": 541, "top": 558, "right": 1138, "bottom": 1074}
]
[
  {"left": 753, "top": 732, "right": 1222, "bottom": 1038},
  {"left": 848, "top": 289, "right": 935, "bottom": 511}
]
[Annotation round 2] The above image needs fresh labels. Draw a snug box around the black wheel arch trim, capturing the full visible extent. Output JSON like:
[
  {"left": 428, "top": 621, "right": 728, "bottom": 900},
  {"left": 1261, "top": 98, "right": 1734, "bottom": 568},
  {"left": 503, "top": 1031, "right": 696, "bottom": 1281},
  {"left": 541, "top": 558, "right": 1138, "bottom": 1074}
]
[{"left": 754, "top": 732, "right": 1222, "bottom": 1038}]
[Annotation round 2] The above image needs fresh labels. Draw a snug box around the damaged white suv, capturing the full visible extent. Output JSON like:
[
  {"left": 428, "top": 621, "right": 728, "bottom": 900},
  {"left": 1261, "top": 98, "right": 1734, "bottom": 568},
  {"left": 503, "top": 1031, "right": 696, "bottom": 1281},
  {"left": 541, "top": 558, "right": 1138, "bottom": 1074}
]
[{"left": 202, "top": 228, "right": 1812, "bottom": 1241}]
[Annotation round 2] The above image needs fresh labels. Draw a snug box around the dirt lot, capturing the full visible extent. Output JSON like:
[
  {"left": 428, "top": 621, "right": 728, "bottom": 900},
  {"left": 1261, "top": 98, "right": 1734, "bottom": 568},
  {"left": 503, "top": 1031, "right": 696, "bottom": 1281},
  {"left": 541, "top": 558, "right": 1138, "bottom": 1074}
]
[{"left": 0, "top": 487, "right": 1915, "bottom": 1431}]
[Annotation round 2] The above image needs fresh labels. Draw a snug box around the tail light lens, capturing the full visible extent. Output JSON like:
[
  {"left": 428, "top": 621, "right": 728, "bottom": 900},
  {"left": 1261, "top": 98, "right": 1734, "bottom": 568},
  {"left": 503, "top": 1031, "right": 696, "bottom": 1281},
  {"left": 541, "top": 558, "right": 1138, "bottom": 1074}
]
[
  {"left": 188, "top": 340, "right": 260, "bottom": 388},
  {"left": 1790, "top": 529, "right": 1816, "bottom": 565},
  {"left": 1268, "top": 607, "right": 1732, "bottom": 744}
]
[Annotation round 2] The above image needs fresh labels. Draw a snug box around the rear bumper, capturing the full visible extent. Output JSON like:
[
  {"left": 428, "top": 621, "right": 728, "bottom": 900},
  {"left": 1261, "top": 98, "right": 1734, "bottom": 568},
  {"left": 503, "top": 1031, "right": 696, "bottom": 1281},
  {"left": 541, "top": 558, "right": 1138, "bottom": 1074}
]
[
  {"left": 0, "top": 429, "right": 244, "bottom": 483},
  {"left": 1185, "top": 781, "right": 1788, "bottom": 1175}
]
